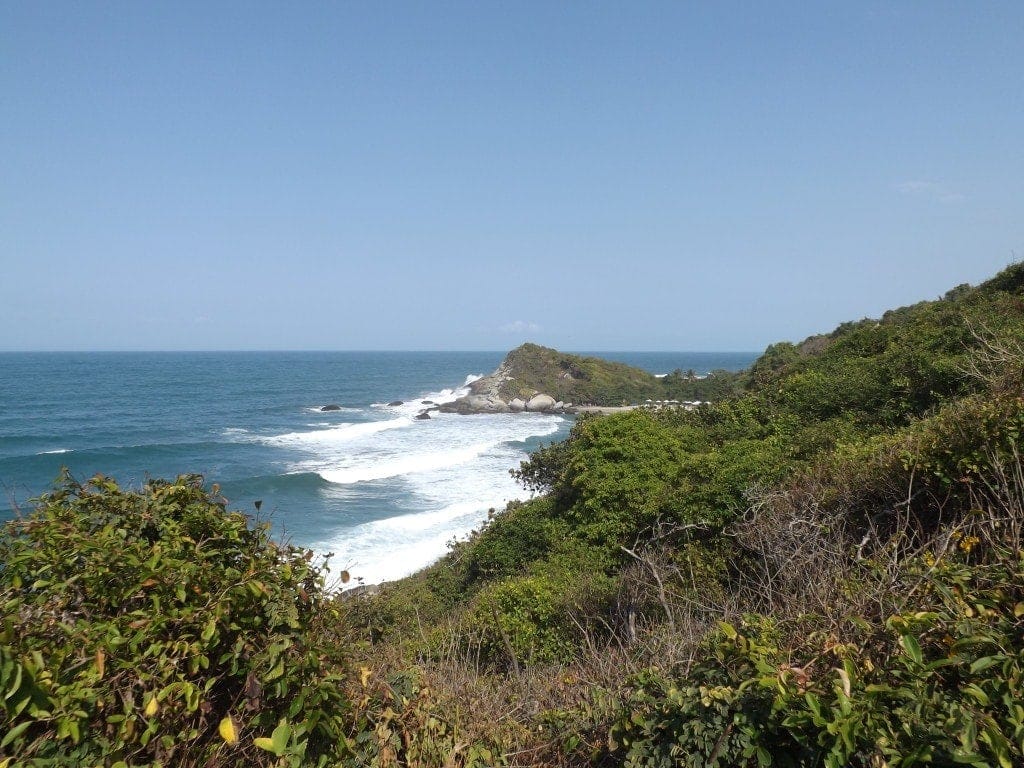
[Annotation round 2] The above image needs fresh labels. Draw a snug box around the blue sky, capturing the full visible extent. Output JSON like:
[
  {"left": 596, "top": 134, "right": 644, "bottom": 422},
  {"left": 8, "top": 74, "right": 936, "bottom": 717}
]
[{"left": 2, "top": 2, "right": 1021, "bottom": 351}]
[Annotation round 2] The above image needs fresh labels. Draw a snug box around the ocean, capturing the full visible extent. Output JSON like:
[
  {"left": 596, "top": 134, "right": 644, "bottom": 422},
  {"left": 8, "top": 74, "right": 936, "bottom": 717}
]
[{"left": 0, "top": 351, "right": 755, "bottom": 586}]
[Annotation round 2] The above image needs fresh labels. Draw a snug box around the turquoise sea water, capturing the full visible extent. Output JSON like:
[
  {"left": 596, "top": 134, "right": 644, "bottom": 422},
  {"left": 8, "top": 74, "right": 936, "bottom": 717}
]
[{"left": 0, "top": 351, "right": 755, "bottom": 585}]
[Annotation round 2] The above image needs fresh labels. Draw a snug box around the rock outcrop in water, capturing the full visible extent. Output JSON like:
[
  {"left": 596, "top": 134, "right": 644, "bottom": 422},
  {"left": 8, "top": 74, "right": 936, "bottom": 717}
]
[{"left": 437, "top": 343, "right": 668, "bottom": 415}]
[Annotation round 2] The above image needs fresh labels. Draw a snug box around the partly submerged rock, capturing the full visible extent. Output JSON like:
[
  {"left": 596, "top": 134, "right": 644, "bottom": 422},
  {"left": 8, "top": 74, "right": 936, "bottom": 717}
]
[
  {"left": 387, "top": 400, "right": 404, "bottom": 407},
  {"left": 320, "top": 404, "right": 342, "bottom": 411},
  {"left": 415, "top": 410, "right": 431, "bottom": 420}
]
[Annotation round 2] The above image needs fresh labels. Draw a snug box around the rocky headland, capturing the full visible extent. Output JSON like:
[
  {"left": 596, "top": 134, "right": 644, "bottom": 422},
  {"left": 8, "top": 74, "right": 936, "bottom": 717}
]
[{"left": 435, "top": 343, "right": 675, "bottom": 415}]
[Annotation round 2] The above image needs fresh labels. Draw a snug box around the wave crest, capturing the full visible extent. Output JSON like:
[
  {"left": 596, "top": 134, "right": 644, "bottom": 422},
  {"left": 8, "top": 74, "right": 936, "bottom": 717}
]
[{"left": 316, "top": 442, "right": 493, "bottom": 485}]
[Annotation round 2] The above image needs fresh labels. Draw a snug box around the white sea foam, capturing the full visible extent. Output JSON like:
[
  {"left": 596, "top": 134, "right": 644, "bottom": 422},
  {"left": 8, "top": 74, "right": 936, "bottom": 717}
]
[
  {"left": 38, "top": 448, "right": 72, "bottom": 455},
  {"left": 263, "top": 417, "right": 411, "bottom": 446},
  {"left": 317, "top": 460, "right": 536, "bottom": 585},
  {"left": 315, "top": 442, "right": 493, "bottom": 485},
  {"left": 259, "top": 374, "right": 567, "bottom": 586},
  {"left": 311, "top": 415, "right": 564, "bottom": 585}
]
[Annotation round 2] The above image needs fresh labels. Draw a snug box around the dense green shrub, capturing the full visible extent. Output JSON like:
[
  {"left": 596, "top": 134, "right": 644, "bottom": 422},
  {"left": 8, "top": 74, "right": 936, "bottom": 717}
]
[
  {"left": 0, "top": 474, "right": 349, "bottom": 767},
  {"left": 459, "top": 498, "right": 575, "bottom": 585},
  {"left": 464, "top": 560, "right": 617, "bottom": 668},
  {"left": 558, "top": 412, "right": 687, "bottom": 546}
]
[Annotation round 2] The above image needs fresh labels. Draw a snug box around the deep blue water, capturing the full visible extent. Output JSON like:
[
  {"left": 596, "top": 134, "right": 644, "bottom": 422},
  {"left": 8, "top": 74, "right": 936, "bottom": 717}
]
[{"left": 0, "top": 351, "right": 755, "bottom": 584}]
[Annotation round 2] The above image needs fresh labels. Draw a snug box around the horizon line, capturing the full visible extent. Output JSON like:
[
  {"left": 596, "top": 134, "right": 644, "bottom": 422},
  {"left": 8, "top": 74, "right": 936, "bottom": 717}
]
[{"left": 0, "top": 348, "right": 762, "bottom": 355}]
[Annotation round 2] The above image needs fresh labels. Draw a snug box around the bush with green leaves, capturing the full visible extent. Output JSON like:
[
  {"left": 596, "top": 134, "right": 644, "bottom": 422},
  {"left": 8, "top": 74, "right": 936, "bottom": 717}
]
[
  {"left": 0, "top": 473, "right": 349, "bottom": 767},
  {"left": 463, "top": 564, "right": 617, "bottom": 668}
]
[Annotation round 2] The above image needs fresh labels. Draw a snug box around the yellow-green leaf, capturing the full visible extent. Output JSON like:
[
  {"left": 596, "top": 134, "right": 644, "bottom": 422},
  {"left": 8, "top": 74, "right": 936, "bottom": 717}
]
[
  {"left": 219, "top": 715, "right": 238, "bottom": 744},
  {"left": 201, "top": 618, "right": 216, "bottom": 643},
  {"left": 271, "top": 720, "right": 291, "bottom": 754}
]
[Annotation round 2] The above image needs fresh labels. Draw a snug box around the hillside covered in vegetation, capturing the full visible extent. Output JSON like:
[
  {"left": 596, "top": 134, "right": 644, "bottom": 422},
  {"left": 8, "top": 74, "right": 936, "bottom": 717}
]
[
  {"left": 440, "top": 343, "right": 742, "bottom": 414},
  {"left": 3, "top": 265, "right": 1024, "bottom": 766}
]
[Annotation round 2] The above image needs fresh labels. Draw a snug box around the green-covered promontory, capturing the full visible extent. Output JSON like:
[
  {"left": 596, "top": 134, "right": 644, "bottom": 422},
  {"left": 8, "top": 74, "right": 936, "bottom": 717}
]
[
  {"left": 439, "top": 342, "right": 738, "bottom": 414},
  {"left": 491, "top": 343, "right": 666, "bottom": 404}
]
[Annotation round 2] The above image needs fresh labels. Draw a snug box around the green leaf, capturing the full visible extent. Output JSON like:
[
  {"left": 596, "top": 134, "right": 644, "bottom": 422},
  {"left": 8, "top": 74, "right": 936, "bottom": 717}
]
[
  {"left": 0, "top": 720, "right": 31, "bottom": 748},
  {"left": 979, "top": 724, "right": 1012, "bottom": 768},
  {"left": 962, "top": 684, "right": 990, "bottom": 706},
  {"left": 969, "top": 656, "right": 1002, "bottom": 674},
  {"left": 265, "top": 658, "right": 285, "bottom": 681},
  {"left": 3, "top": 663, "right": 23, "bottom": 701},
  {"left": 900, "top": 634, "right": 923, "bottom": 664},
  {"left": 201, "top": 618, "right": 216, "bottom": 643},
  {"left": 271, "top": 720, "right": 292, "bottom": 755}
]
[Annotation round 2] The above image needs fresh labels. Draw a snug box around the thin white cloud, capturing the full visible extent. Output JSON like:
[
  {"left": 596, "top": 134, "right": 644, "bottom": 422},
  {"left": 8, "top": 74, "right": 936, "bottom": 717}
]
[
  {"left": 895, "top": 179, "right": 965, "bottom": 203},
  {"left": 499, "top": 319, "right": 541, "bottom": 333}
]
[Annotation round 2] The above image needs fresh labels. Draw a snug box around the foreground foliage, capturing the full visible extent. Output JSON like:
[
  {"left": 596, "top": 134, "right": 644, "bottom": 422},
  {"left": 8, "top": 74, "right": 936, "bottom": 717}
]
[{"left": 0, "top": 474, "right": 351, "bottom": 767}]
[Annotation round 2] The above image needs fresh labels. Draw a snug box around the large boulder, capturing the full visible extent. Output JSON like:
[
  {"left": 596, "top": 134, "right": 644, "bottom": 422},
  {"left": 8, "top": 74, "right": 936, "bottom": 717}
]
[
  {"left": 526, "top": 394, "right": 556, "bottom": 412},
  {"left": 468, "top": 395, "right": 510, "bottom": 413},
  {"left": 509, "top": 398, "right": 526, "bottom": 412},
  {"left": 440, "top": 395, "right": 510, "bottom": 414}
]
